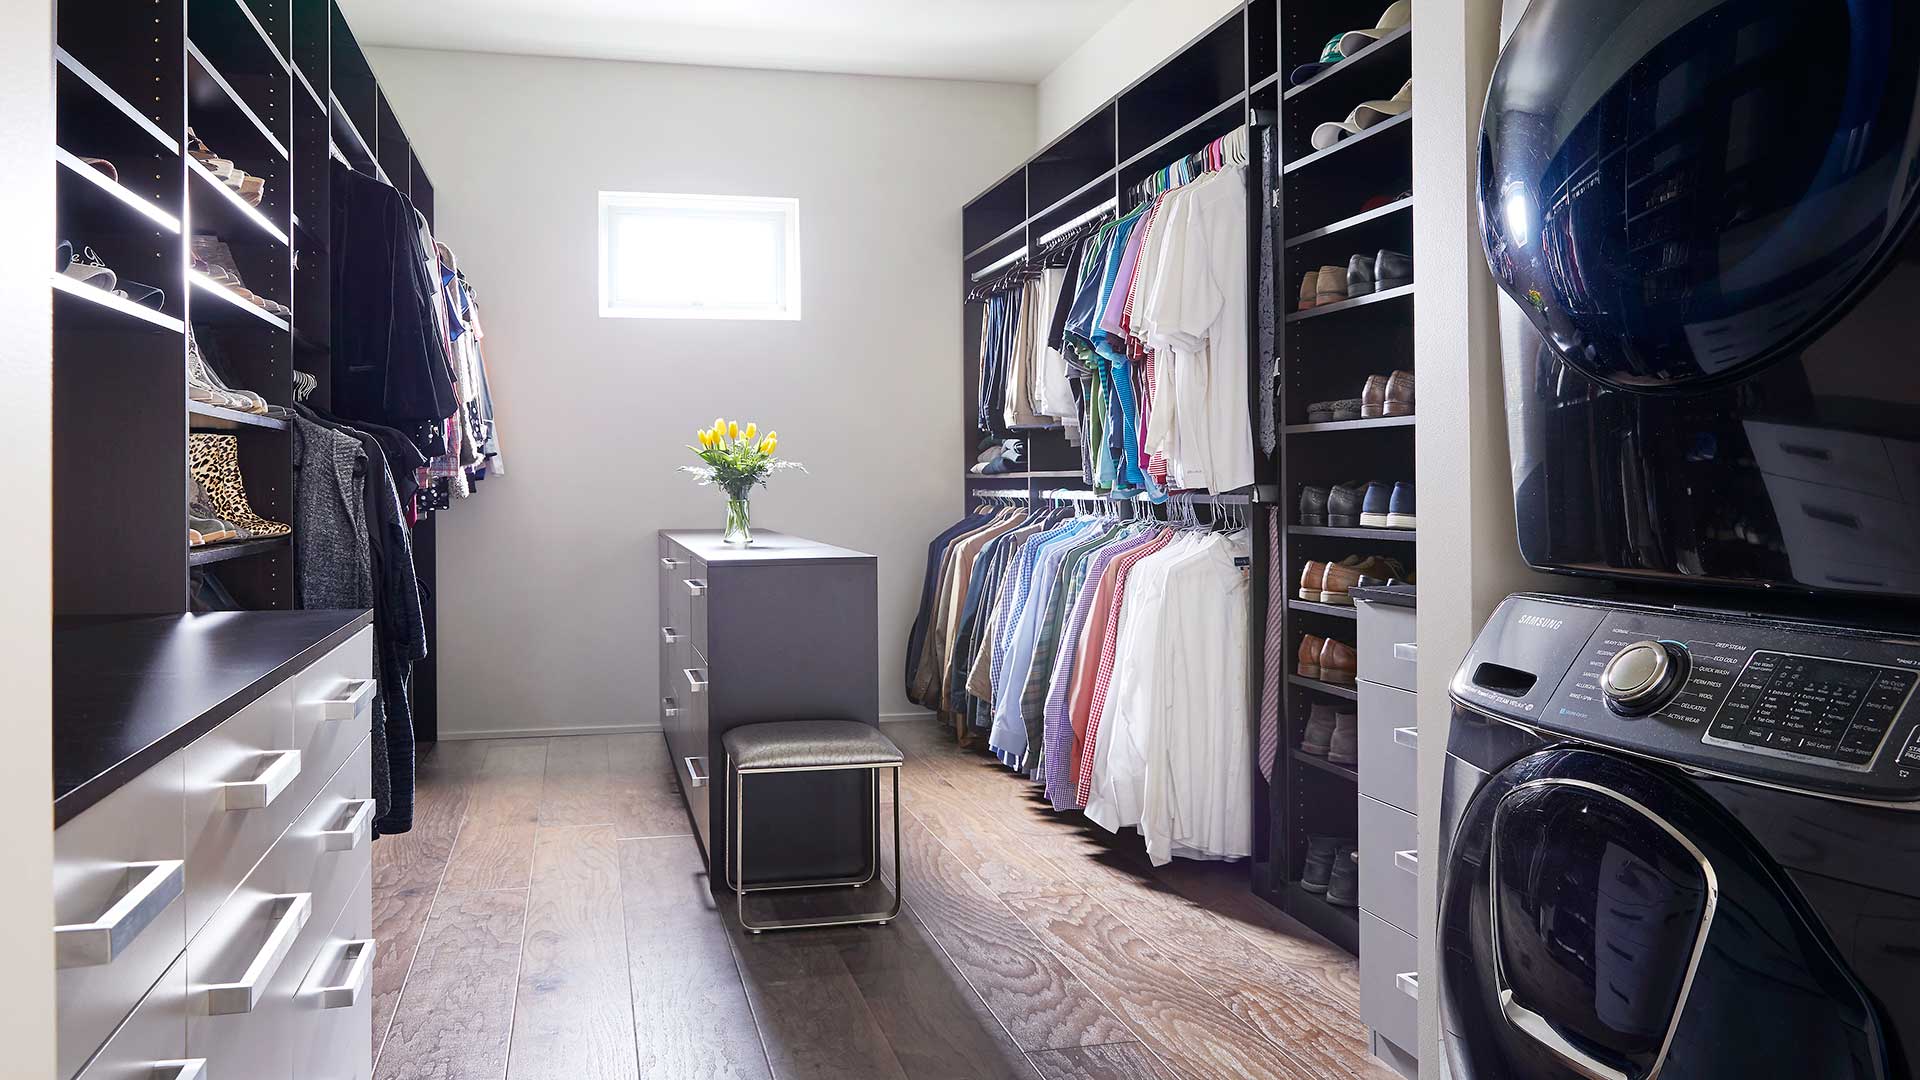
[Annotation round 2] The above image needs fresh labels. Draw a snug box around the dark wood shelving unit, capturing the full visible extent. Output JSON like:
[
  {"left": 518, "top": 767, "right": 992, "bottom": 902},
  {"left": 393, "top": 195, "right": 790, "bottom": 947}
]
[
  {"left": 51, "top": 0, "right": 452, "bottom": 741},
  {"left": 1265, "top": 0, "right": 1415, "bottom": 957}
]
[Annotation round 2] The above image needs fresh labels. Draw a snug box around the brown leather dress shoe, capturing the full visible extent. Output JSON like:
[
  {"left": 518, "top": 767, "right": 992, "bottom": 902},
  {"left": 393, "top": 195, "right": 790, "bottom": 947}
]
[
  {"left": 1360, "top": 374, "right": 1389, "bottom": 418},
  {"left": 1299, "top": 561, "right": 1328, "bottom": 601},
  {"left": 1319, "top": 560, "right": 1363, "bottom": 604},
  {"left": 1383, "top": 369, "right": 1415, "bottom": 416},
  {"left": 1297, "top": 633, "right": 1327, "bottom": 679},
  {"left": 1319, "top": 638, "right": 1358, "bottom": 685}
]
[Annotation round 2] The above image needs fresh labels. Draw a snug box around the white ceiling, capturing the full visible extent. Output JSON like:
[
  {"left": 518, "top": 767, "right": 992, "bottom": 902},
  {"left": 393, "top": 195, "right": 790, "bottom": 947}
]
[{"left": 337, "top": 0, "right": 1133, "bottom": 83}]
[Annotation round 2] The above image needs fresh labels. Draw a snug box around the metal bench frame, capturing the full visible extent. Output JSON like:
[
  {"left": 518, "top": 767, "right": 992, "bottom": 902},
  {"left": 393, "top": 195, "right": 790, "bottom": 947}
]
[{"left": 724, "top": 756, "right": 902, "bottom": 934}]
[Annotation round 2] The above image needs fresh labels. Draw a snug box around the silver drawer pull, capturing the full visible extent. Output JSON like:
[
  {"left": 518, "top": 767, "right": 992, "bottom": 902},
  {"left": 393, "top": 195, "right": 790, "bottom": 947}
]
[
  {"left": 312, "top": 678, "right": 377, "bottom": 722},
  {"left": 660, "top": 556, "right": 681, "bottom": 569},
  {"left": 152, "top": 1061, "right": 208, "bottom": 1080},
  {"left": 1393, "top": 642, "right": 1418, "bottom": 662},
  {"left": 1392, "top": 726, "right": 1418, "bottom": 750},
  {"left": 309, "top": 938, "right": 376, "bottom": 1009},
  {"left": 684, "top": 578, "right": 708, "bottom": 596},
  {"left": 1394, "top": 849, "right": 1419, "bottom": 876},
  {"left": 684, "top": 668, "right": 709, "bottom": 693},
  {"left": 221, "top": 749, "right": 302, "bottom": 811},
  {"left": 661, "top": 626, "right": 684, "bottom": 645},
  {"left": 206, "top": 893, "right": 312, "bottom": 1015},
  {"left": 54, "top": 859, "right": 184, "bottom": 968},
  {"left": 1396, "top": 971, "right": 1419, "bottom": 999},
  {"left": 685, "top": 756, "right": 709, "bottom": 788},
  {"left": 662, "top": 696, "right": 680, "bottom": 719},
  {"left": 321, "top": 798, "right": 376, "bottom": 852}
]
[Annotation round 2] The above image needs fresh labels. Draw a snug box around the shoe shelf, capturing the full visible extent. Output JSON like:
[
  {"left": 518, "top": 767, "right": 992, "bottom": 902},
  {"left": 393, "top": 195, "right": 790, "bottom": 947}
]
[
  {"left": 187, "top": 43, "right": 290, "bottom": 162},
  {"left": 1290, "top": 599, "right": 1358, "bottom": 620},
  {"left": 1284, "top": 195, "right": 1412, "bottom": 250},
  {"left": 1282, "top": 414, "right": 1416, "bottom": 434},
  {"left": 1293, "top": 748, "right": 1359, "bottom": 783},
  {"left": 188, "top": 270, "right": 291, "bottom": 331},
  {"left": 1284, "top": 282, "right": 1414, "bottom": 323},
  {"left": 188, "top": 535, "right": 289, "bottom": 567},
  {"left": 1288, "top": 674, "right": 1359, "bottom": 701},
  {"left": 52, "top": 274, "right": 187, "bottom": 334},
  {"left": 55, "top": 147, "right": 183, "bottom": 234},
  {"left": 54, "top": 48, "right": 180, "bottom": 156},
  {"left": 188, "top": 400, "right": 289, "bottom": 432},
  {"left": 1290, "top": 524, "right": 1416, "bottom": 541},
  {"left": 1284, "top": 880, "right": 1359, "bottom": 952},
  {"left": 188, "top": 156, "right": 291, "bottom": 247}
]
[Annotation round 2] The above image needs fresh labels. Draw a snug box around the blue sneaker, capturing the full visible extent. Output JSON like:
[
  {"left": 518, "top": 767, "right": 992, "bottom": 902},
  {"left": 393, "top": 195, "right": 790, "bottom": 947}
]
[
  {"left": 1359, "top": 481, "right": 1392, "bottom": 528},
  {"left": 1387, "top": 481, "right": 1416, "bottom": 529}
]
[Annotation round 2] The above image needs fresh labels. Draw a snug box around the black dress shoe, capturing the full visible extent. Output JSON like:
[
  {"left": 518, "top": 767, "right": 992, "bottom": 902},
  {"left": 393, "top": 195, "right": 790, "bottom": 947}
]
[
  {"left": 1327, "top": 482, "right": 1367, "bottom": 527},
  {"left": 1299, "top": 485, "right": 1329, "bottom": 526},
  {"left": 1374, "top": 249, "right": 1412, "bottom": 290},
  {"left": 1347, "top": 253, "right": 1377, "bottom": 297}
]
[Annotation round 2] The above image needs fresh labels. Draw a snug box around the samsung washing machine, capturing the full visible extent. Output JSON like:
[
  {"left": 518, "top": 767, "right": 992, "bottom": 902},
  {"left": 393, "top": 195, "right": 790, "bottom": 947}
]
[{"left": 1444, "top": 0, "right": 1920, "bottom": 1076}]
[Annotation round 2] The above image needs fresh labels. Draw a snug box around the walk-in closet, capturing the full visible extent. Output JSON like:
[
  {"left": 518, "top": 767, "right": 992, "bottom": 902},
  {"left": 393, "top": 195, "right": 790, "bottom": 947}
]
[{"left": 15, "top": 2, "right": 1902, "bottom": 1080}]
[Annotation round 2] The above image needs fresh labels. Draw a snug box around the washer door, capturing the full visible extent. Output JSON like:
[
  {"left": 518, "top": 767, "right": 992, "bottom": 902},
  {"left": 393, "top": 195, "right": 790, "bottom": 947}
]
[{"left": 1440, "top": 747, "right": 1888, "bottom": 1079}]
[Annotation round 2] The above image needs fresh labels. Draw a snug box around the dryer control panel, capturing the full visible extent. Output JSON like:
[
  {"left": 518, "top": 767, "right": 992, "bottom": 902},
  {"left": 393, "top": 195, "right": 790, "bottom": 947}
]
[{"left": 1451, "top": 594, "right": 1920, "bottom": 803}]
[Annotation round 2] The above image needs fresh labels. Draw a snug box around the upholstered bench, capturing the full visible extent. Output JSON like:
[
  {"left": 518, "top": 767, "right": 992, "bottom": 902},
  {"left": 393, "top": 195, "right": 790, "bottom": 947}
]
[{"left": 721, "top": 720, "right": 903, "bottom": 933}]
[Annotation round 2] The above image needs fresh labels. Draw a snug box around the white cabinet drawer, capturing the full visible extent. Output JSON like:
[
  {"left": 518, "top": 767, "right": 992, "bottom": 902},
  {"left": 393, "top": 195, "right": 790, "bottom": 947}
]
[
  {"left": 273, "top": 736, "right": 374, "bottom": 987},
  {"left": 73, "top": 952, "right": 191, "bottom": 1080},
  {"left": 287, "top": 627, "right": 376, "bottom": 830},
  {"left": 1358, "top": 681, "right": 1417, "bottom": 814},
  {"left": 182, "top": 683, "right": 298, "bottom": 938},
  {"left": 55, "top": 751, "right": 187, "bottom": 1080},
  {"left": 1360, "top": 911, "right": 1419, "bottom": 1056},
  {"left": 185, "top": 850, "right": 315, "bottom": 1080},
  {"left": 1358, "top": 795, "right": 1418, "bottom": 936},
  {"left": 1357, "top": 601, "right": 1417, "bottom": 693},
  {"left": 292, "top": 864, "right": 374, "bottom": 1080}
]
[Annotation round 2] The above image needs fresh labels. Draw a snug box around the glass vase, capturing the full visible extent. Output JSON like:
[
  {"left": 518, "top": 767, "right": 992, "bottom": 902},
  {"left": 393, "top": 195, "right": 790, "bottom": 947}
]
[{"left": 723, "top": 497, "right": 753, "bottom": 545}]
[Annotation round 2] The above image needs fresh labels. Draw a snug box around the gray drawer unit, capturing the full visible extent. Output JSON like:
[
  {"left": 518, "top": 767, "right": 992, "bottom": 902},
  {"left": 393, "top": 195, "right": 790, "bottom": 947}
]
[
  {"left": 657, "top": 530, "right": 879, "bottom": 888},
  {"left": 1357, "top": 599, "right": 1418, "bottom": 693},
  {"left": 1358, "top": 680, "right": 1418, "bottom": 813},
  {"left": 1360, "top": 911, "right": 1420, "bottom": 1058},
  {"left": 54, "top": 752, "right": 188, "bottom": 1080},
  {"left": 1359, "top": 795, "right": 1418, "bottom": 936},
  {"left": 73, "top": 953, "right": 191, "bottom": 1080}
]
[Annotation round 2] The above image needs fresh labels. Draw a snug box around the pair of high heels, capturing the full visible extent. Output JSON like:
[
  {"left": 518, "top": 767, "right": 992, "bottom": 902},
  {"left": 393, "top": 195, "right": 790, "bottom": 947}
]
[
  {"left": 191, "top": 236, "right": 291, "bottom": 319},
  {"left": 189, "top": 129, "right": 265, "bottom": 207},
  {"left": 57, "top": 241, "right": 165, "bottom": 308},
  {"left": 187, "top": 328, "right": 270, "bottom": 414}
]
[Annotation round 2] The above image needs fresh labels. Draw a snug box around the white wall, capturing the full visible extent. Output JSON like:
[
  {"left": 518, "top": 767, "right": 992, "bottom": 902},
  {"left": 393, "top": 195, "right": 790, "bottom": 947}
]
[
  {"left": 0, "top": 0, "right": 56, "bottom": 1065},
  {"left": 1034, "top": 0, "right": 1240, "bottom": 147},
  {"left": 365, "top": 47, "right": 1034, "bottom": 737}
]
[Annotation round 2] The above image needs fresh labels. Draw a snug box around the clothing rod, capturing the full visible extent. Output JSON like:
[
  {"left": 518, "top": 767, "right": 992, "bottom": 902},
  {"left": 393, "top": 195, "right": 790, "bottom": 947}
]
[
  {"left": 1040, "top": 487, "right": 1254, "bottom": 505},
  {"left": 975, "top": 489, "right": 1029, "bottom": 500},
  {"left": 1035, "top": 199, "right": 1117, "bottom": 246},
  {"left": 969, "top": 245, "right": 1029, "bottom": 282}
]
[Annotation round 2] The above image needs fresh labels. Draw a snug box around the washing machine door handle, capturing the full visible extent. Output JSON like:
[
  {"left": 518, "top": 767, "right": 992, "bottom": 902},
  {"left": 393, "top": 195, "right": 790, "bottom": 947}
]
[{"left": 1487, "top": 778, "right": 1721, "bottom": 1080}]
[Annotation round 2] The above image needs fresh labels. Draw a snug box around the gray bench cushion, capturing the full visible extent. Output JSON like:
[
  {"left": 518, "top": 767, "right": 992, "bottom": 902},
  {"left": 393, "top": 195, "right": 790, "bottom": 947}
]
[{"left": 723, "top": 720, "right": 904, "bottom": 771}]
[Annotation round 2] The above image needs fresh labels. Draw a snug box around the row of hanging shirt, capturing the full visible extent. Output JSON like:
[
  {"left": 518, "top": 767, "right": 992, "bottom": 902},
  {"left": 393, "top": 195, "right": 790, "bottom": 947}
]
[
  {"left": 905, "top": 493, "right": 1252, "bottom": 866},
  {"left": 967, "top": 126, "right": 1257, "bottom": 502}
]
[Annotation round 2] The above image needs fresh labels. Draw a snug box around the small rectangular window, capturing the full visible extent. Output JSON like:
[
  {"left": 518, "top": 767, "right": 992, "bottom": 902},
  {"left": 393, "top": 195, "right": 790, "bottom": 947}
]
[{"left": 598, "top": 191, "right": 802, "bottom": 321}]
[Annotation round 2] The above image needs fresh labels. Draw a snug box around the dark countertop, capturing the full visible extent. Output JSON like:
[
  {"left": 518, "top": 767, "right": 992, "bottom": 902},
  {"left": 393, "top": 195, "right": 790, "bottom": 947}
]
[
  {"left": 663, "top": 529, "right": 875, "bottom": 566},
  {"left": 54, "top": 609, "right": 373, "bottom": 826},
  {"left": 1351, "top": 583, "right": 1417, "bottom": 608}
]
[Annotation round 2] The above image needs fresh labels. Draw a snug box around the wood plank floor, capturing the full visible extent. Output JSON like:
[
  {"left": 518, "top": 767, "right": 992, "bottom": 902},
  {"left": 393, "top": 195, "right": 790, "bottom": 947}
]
[{"left": 371, "top": 724, "right": 1397, "bottom": 1080}]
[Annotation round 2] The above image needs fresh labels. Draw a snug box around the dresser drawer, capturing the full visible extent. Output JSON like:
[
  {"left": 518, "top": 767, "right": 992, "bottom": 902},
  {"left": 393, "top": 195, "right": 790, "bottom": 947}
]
[
  {"left": 1360, "top": 911, "right": 1419, "bottom": 1056},
  {"left": 286, "top": 627, "right": 375, "bottom": 832},
  {"left": 185, "top": 850, "right": 314, "bottom": 1080},
  {"left": 1357, "top": 600, "right": 1417, "bottom": 693},
  {"left": 291, "top": 864, "right": 374, "bottom": 1080},
  {"left": 667, "top": 666, "right": 712, "bottom": 852},
  {"left": 686, "top": 557, "right": 710, "bottom": 662},
  {"left": 73, "top": 952, "right": 191, "bottom": 1080},
  {"left": 182, "top": 682, "right": 299, "bottom": 938},
  {"left": 1359, "top": 795, "right": 1418, "bottom": 935},
  {"left": 273, "top": 736, "right": 374, "bottom": 988},
  {"left": 660, "top": 541, "right": 691, "bottom": 645},
  {"left": 1358, "top": 681, "right": 1418, "bottom": 813},
  {"left": 55, "top": 752, "right": 188, "bottom": 1080}
]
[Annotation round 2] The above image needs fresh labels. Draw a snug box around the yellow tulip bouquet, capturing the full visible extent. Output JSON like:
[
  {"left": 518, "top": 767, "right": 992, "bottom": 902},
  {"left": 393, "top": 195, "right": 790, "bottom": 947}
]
[{"left": 682, "top": 418, "right": 805, "bottom": 544}]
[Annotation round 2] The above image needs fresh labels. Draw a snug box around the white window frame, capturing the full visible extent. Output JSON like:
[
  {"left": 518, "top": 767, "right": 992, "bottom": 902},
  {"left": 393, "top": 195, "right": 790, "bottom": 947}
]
[{"left": 597, "top": 190, "right": 802, "bottom": 321}]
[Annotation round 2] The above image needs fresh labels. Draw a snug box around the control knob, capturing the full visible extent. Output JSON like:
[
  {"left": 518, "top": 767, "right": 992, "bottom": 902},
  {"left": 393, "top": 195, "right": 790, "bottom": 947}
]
[{"left": 1601, "top": 639, "right": 1689, "bottom": 716}]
